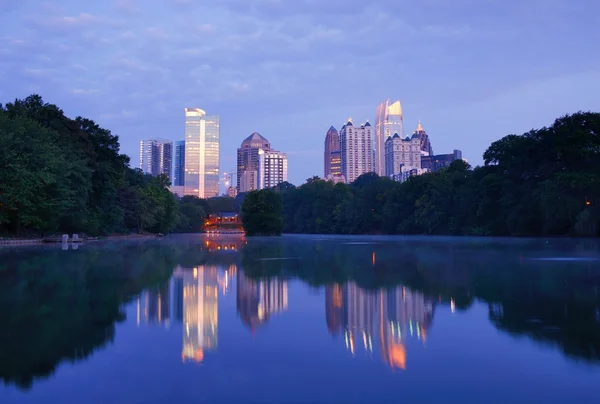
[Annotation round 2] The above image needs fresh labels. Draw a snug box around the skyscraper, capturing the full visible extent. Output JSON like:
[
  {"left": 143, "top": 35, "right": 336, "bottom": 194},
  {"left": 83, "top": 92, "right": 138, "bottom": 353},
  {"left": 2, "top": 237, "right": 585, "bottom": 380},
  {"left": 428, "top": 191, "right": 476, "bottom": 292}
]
[
  {"left": 340, "top": 118, "right": 374, "bottom": 183},
  {"left": 184, "top": 108, "right": 220, "bottom": 198},
  {"left": 384, "top": 133, "right": 421, "bottom": 177},
  {"left": 324, "top": 126, "right": 340, "bottom": 178},
  {"left": 375, "top": 100, "right": 404, "bottom": 176},
  {"left": 413, "top": 121, "right": 433, "bottom": 156},
  {"left": 139, "top": 138, "right": 173, "bottom": 180},
  {"left": 236, "top": 132, "right": 271, "bottom": 192},
  {"left": 257, "top": 149, "right": 288, "bottom": 189},
  {"left": 173, "top": 140, "right": 185, "bottom": 187}
]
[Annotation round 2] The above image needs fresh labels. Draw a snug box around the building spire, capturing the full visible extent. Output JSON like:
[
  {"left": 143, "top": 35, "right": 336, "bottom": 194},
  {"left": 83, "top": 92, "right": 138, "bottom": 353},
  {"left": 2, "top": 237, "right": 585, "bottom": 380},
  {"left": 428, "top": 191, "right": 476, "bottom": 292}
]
[{"left": 416, "top": 120, "right": 424, "bottom": 132}]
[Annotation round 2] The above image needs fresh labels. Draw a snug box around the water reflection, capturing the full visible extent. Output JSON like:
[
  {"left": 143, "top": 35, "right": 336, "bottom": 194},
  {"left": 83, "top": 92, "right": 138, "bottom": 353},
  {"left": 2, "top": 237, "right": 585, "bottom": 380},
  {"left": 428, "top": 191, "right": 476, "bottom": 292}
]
[
  {"left": 325, "top": 283, "right": 434, "bottom": 370},
  {"left": 237, "top": 271, "right": 288, "bottom": 330},
  {"left": 3, "top": 234, "right": 600, "bottom": 396}
]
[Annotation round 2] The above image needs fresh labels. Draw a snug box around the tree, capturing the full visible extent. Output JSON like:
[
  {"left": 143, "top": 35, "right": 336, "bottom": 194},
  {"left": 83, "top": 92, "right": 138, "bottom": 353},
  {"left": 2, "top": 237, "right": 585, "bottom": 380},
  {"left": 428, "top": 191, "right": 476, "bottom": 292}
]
[{"left": 241, "top": 189, "right": 284, "bottom": 236}]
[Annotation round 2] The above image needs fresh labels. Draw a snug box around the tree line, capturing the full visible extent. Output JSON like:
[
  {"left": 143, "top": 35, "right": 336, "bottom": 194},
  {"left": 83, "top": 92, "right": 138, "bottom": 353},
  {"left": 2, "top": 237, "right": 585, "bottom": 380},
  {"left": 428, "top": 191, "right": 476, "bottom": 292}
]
[
  {"left": 242, "top": 111, "right": 600, "bottom": 237},
  {"left": 0, "top": 95, "right": 237, "bottom": 237}
]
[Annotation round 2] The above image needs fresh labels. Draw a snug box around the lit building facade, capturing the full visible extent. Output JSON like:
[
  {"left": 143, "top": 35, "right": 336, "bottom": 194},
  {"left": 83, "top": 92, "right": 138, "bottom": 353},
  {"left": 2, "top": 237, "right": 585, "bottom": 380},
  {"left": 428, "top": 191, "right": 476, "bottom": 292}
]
[
  {"left": 324, "top": 126, "right": 341, "bottom": 178},
  {"left": 375, "top": 100, "right": 404, "bottom": 176},
  {"left": 384, "top": 133, "right": 421, "bottom": 177},
  {"left": 174, "top": 140, "right": 185, "bottom": 186},
  {"left": 237, "top": 132, "right": 271, "bottom": 192},
  {"left": 140, "top": 138, "right": 173, "bottom": 181},
  {"left": 340, "top": 119, "right": 374, "bottom": 184},
  {"left": 257, "top": 149, "right": 288, "bottom": 189},
  {"left": 184, "top": 108, "right": 220, "bottom": 198}
]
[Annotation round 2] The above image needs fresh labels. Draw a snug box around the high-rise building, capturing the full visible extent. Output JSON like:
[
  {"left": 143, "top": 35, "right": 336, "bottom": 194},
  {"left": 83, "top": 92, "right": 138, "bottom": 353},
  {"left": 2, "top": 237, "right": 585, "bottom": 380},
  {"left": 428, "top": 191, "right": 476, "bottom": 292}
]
[
  {"left": 375, "top": 100, "right": 404, "bottom": 176},
  {"left": 340, "top": 118, "right": 374, "bottom": 183},
  {"left": 413, "top": 121, "right": 433, "bottom": 156},
  {"left": 140, "top": 138, "right": 173, "bottom": 180},
  {"left": 324, "top": 126, "right": 341, "bottom": 178},
  {"left": 384, "top": 133, "right": 421, "bottom": 177},
  {"left": 421, "top": 149, "right": 463, "bottom": 172},
  {"left": 257, "top": 149, "right": 288, "bottom": 189},
  {"left": 174, "top": 140, "right": 185, "bottom": 186},
  {"left": 236, "top": 132, "right": 271, "bottom": 192},
  {"left": 184, "top": 108, "right": 220, "bottom": 198}
]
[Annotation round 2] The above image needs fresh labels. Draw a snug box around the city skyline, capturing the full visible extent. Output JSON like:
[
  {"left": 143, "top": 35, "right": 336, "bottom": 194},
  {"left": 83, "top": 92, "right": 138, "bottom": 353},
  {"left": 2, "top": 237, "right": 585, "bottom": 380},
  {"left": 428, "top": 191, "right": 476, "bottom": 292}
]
[
  {"left": 142, "top": 102, "right": 455, "bottom": 191},
  {"left": 3, "top": 2, "right": 596, "bottom": 186}
]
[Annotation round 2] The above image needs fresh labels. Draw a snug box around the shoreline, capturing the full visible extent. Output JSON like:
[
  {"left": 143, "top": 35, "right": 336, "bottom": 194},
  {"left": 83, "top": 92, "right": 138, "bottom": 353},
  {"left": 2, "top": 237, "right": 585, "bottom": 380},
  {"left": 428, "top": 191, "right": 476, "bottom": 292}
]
[{"left": 0, "top": 233, "right": 160, "bottom": 246}]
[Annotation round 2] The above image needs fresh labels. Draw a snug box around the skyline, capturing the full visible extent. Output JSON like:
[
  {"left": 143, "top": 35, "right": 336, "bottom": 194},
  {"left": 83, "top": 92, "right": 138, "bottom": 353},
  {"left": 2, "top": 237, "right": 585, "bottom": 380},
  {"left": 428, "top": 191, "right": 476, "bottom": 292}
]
[{"left": 1, "top": 1, "right": 599, "bottom": 185}]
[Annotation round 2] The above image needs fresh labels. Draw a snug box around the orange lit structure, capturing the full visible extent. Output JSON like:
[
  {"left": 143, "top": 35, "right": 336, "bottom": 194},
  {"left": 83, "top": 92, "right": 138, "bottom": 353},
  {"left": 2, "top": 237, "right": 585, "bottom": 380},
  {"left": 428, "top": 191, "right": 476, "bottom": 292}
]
[{"left": 204, "top": 212, "right": 244, "bottom": 234}]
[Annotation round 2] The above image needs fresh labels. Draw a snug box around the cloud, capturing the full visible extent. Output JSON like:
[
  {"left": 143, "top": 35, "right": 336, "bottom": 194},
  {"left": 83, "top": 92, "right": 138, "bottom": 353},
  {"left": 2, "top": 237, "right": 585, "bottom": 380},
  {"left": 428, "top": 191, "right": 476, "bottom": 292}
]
[
  {"left": 0, "top": 0, "right": 596, "bottom": 184},
  {"left": 26, "top": 12, "right": 126, "bottom": 35},
  {"left": 0, "top": 0, "right": 24, "bottom": 11},
  {"left": 115, "top": 0, "right": 140, "bottom": 15}
]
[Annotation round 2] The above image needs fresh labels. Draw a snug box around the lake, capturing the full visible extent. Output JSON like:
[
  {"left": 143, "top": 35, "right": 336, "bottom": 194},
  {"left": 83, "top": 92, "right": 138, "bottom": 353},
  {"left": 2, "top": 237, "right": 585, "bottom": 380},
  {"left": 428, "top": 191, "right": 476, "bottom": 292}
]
[{"left": 1, "top": 234, "right": 600, "bottom": 403}]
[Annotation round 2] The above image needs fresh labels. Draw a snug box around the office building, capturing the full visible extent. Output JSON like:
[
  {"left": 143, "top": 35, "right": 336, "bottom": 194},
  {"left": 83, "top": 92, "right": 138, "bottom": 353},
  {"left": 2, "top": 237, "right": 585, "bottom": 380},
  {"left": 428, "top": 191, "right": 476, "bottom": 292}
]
[
  {"left": 384, "top": 133, "right": 421, "bottom": 177},
  {"left": 324, "top": 126, "right": 341, "bottom": 178},
  {"left": 421, "top": 150, "right": 463, "bottom": 172},
  {"left": 340, "top": 118, "right": 374, "bottom": 183},
  {"left": 174, "top": 140, "right": 185, "bottom": 186},
  {"left": 413, "top": 121, "right": 433, "bottom": 157},
  {"left": 375, "top": 100, "right": 404, "bottom": 176},
  {"left": 257, "top": 149, "right": 288, "bottom": 189},
  {"left": 140, "top": 138, "right": 173, "bottom": 180},
  {"left": 236, "top": 132, "right": 271, "bottom": 192},
  {"left": 184, "top": 108, "right": 220, "bottom": 198}
]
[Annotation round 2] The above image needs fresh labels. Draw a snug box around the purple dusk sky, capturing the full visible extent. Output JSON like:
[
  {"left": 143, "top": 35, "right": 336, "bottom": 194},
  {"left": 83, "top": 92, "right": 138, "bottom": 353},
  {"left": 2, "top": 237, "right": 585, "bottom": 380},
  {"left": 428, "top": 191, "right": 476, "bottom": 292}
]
[{"left": 1, "top": 0, "right": 599, "bottom": 185}]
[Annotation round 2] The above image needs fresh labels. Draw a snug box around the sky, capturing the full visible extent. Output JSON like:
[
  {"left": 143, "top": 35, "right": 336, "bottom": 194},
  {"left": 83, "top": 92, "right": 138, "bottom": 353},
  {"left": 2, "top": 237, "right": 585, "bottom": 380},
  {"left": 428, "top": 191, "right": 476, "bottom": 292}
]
[{"left": 1, "top": 0, "right": 599, "bottom": 186}]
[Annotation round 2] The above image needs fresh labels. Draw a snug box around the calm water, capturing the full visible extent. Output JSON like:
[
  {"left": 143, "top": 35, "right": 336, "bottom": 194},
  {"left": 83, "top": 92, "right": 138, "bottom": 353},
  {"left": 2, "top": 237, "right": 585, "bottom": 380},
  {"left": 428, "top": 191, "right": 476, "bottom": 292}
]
[{"left": 2, "top": 234, "right": 600, "bottom": 403}]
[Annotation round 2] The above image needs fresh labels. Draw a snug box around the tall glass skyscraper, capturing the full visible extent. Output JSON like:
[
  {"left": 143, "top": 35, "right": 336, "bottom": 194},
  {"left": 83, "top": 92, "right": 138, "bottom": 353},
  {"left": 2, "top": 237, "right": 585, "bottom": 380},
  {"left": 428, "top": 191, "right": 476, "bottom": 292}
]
[
  {"left": 140, "top": 138, "right": 173, "bottom": 180},
  {"left": 174, "top": 140, "right": 185, "bottom": 187},
  {"left": 184, "top": 108, "right": 220, "bottom": 198},
  {"left": 374, "top": 100, "right": 404, "bottom": 176}
]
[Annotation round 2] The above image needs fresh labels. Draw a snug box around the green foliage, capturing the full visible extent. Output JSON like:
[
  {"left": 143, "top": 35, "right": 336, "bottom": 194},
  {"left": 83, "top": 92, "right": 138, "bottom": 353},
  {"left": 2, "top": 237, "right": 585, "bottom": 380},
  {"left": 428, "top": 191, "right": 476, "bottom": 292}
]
[
  {"left": 174, "top": 196, "right": 208, "bottom": 233},
  {"left": 279, "top": 111, "right": 600, "bottom": 237},
  {"left": 241, "top": 189, "right": 284, "bottom": 236},
  {"left": 0, "top": 95, "right": 179, "bottom": 236}
]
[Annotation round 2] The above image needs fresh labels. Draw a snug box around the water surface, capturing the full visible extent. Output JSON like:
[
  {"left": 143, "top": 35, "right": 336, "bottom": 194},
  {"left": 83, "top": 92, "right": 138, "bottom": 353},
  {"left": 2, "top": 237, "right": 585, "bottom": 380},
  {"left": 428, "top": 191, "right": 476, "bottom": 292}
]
[{"left": 1, "top": 234, "right": 600, "bottom": 403}]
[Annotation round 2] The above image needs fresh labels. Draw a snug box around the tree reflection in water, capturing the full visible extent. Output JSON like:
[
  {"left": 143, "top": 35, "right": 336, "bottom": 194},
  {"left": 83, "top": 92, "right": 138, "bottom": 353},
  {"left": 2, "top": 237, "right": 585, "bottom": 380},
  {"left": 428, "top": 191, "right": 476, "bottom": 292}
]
[{"left": 2, "top": 235, "right": 600, "bottom": 390}]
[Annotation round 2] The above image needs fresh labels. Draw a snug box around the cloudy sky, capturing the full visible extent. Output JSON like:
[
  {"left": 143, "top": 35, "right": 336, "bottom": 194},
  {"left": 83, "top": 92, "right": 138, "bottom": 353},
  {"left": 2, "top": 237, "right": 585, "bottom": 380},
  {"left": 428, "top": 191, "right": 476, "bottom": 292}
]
[{"left": 1, "top": 0, "right": 599, "bottom": 185}]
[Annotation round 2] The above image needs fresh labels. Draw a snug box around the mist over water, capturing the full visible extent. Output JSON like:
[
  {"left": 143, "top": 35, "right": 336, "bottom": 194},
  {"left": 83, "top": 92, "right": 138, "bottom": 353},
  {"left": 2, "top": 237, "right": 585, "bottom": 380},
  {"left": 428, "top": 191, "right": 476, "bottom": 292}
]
[{"left": 1, "top": 234, "right": 600, "bottom": 403}]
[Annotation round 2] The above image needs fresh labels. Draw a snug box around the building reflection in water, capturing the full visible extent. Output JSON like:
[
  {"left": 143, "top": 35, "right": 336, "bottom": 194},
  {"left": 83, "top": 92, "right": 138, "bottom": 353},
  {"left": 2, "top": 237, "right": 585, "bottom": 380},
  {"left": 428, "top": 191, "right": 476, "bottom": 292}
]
[
  {"left": 137, "top": 261, "right": 237, "bottom": 364},
  {"left": 179, "top": 265, "right": 219, "bottom": 363},
  {"left": 325, "top": 283, "right": 435, "bottom": 371},
  {"left": 136, "top": 283, "right": 171, "bottom": 327},
  {"left": 236, "top": 271, "right": 288, "bottom": 331}
]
